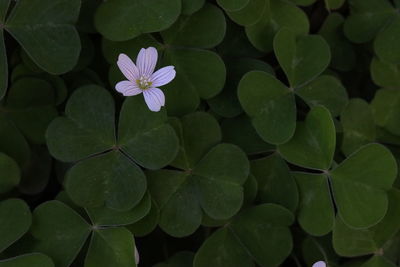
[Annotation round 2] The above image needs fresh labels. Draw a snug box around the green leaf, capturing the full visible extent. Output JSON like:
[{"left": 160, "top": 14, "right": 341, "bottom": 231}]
[
  {"left": 226, "top": 0, "right": 267, "bottom": 27},
  {"left": 170, "top": 112, "right": 221, "bottom": 170},
  {"left": 295, "top": 172, "right": 334, "bottom": 236},
  {"left": 341, "top": 99, "right": 376, "bottom": 156},
  {"left": 162, "top": 48, "right": 226, "bottom": 116},
  {"left": 230, "top": 204, "right": 294, "bottom": 267},
  {"left": 150, "top": 170, "right": 202, "bottom": 237},
  {"left": 149, "top": 144, "right": 249, "bottom": 237},
  {"left": 0, "top": 153, "right": 20, "bottom": 194},
  {"left": 0, "top": 199, "right": 31, "bottom": 253},
  {"left": 6, "top": 78, "right": 55, "bottom": 108},
  {"left": 289, "top": 0, "right": 316, "bottom": 5},
  {"left": 301, "top": 236, "right": 339, "bottom": 267},
  {"left": 102, "top": 34, "right": 162, "bottom": 65},
  {"left": 194, "top": 228, "right": 253, "bottom": 267},
  {"left": 319, "top": 13, "right": 356, "bottom": 71},
  {"left": 0, "top": 253, "right": 54, "bottom": 267},
  {"left": 274, "top": 28, "right": 331, "bottom": 88},
  {"left": 85, "top": 228, "right": 137, "bottom": 267},
  {"left": 0, "top": 113, "right": 30, "bottom": 167},
  {"left": 193, "top": 144, "right": 250, "bottom": 219},
  {"left": 30, "top": 201, "right": 91, "bottom": 267},
  {"left": 66, "top": 151, "right": 146, "bottom": 211},
  {"left": 94, "top": 0, "right": 181, "bottom": 41},
  {"left": 251, "top": 154, "right": 298, "bottom": 212},
  {"left": 361, "top": 256, "right": 396, "bottom": 267},
  {"left": 245, "top": 0, "right": 309, "bottom": 53},
  {"left": 5, "top": 77, "right": 58, "bottom": 144},
  {"left": 0, "top": 0, "right": 10, "bottom": 22},
  {"left": 217, "top": 0, "right": 249, "bottom": 11},
  {"left": 333, "top": 189, "right": 400, "bottom": 256},
  {"left": 162, "top": 4, "right": 226, "bottom": 48},
  {"left": 194, "top": 204, "right": 294, "bottom": 267},
  {"left": 118, "top": 96, "right": 179, "bottom": 169},
  {"left": 296, "top": 75, "right": 349, "bottom": 117},
  {"left": 278, "top": 106, "right": 336, "bottom": 170},
  {"left": 5, "top": 0, "right": 81, "bottom": 74},
  {"left": 325, "top": 0, "right": 345, "bottom": 9},
  {"left": 46, "top": 85, "right": 116, "bottom": 162},
  {"left": 374, "top": 15, "right": 400, "bottom": 64},
  {"left": 216, "top": 20, "right": 264, "bottom": 58},
  {"left": 208, "top": 58, "right": 274, "bottom": 118},
  {"left": 86, "top": 192, "right": 151, "bottom": 226},
  {"left": 331, "top": 144, "right": 397, "bottom": 228},
  {"left": 343, "top": 0, "right": 396, "bottom": 43},
  {"left": 238, "top": 71, "right": 296, "bottom": 144},
  {"left": 371, "top": 57, "right": 400, "bottom": 89},
  {"left": 221, "top": 115, "right": 274, "bottom": 155},
  {"left": 182, "top": 0, "right": 205, "bottom": 15},
  {"left": 371, "top": 89, "right": 400, "bottom": 136},
  {"left": 243, "top": 174, "right": 258, "bottom": 206},
  {"left": 128, "top": 198, "right": 160, "bottom": 237}
]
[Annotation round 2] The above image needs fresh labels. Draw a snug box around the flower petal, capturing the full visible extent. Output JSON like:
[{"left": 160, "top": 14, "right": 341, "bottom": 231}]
[
  {"left": 115, "top": 81, "right": 142, "bottom": 96},
  {"left": 312, "top": 261, "right": 326, "bottom": 267},
  {"left": 117, "top": 54, "right": 140, "bottom": 81},
  {"left": 150, "top": 66, "right": 176, "bottom": 87},
  {"left": 143, "top": 88, "right": 165, "bottom": 112},
  {"left": 136, "top": 47, "right": 158, "bottom": 77}
]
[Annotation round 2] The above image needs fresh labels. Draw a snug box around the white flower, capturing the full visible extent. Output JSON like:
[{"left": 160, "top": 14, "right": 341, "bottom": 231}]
[
  {"left": 115, "top": 47, "right": 176, "bottom": 112},
  {"left": 312, "top": 261, "right": 326, "bottom": 267}
]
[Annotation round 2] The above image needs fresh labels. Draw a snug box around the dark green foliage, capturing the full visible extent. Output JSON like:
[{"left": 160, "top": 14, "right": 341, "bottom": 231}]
[{"left": 1, "top": 0, "right": 400, "bottom": 266}]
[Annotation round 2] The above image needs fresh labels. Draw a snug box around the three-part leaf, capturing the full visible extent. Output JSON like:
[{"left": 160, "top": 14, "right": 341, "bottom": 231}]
[
  {"left": 47, "top": 85, "right": 178, "bottom": 210},
  {"left": 194, "top": 204, "right": 294, "bottom": 267}
]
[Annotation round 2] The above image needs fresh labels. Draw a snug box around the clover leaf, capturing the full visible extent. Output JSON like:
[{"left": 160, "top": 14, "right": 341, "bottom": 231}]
[
  {"left": 238, "top": 71, "right": 296, "bottom": 144},
  {"left": 0, "top": 199, "right": 31, "bottom": 253},
  {"left": 371, "top": 89, "right": 400, "bottom": 137},
  {"left": 30, "top": 200, "right": 138, "bottom": 267},
  {"left": 194, "top": 204, "right": 294, "bottom": 267},
  {"left": 0, "top": 253, "right": 54, "bottom": 267},
  {"left": 273, "top": 28, "right": 331, "bottom": 88},
  {"left": 245, "top": 0, "right": 309, "bottom": 53},
  {"left": 278, "top": 106, "right": 336, "bottom": 170},
  {"left": 344, "top": 0, "right": 400, "bottom": 64},
  {"left": 333, "top": 189, "right": 400, "bottom": 256},
  {"left": 319, "top": 13, "right": 356, "bottom": 71},
  {"left": 340, "top": 99, "right": 376, "bottom": 156},
  {"left": 280, "top": 107, "right": 397, "bottom": 232},
  {"left": 295, "top": 172, "right": 335, "bottom": 236},
  {"left": 344, "top": 0, "right": 396, "bottom": 43},
  {"left": 46, "top": 85, "right": 179, "bottom": 210},
  {"left": 0, "top": 153, "right": 20, "bottom": 194},
  {"left": 0, "top": 199, "right": 51, "bottom": 267},
  {"left": 0, "top": 0, "right": 81, "bottom": 99},
  {"left": 148, "top": 112, "right": 249, "bottom": 237},
  {"left": 161, "top": 3, "right": 226, "bottom": 48},
  {"left": 251, "top": 154, "right": 298, "bottom": 212},
  {"left": 238, "top": 67, "right": 346, "bottom": 145},
  {"left": 94, "top": 0, "right": 181, "bottom": 41},
  {"left": 225, "top": 0, "right": 267, "bottom": 26},
  {"left": 331, "top": 144, "right": 397, "bottom": 228},
  {"left": 371, "top": 57, "right": 400, "bottom": 88}
]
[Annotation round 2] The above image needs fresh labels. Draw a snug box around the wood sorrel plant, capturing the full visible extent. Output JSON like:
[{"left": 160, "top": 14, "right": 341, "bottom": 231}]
[{"left": 0, "top": 0, "right": 399, "bottom": 266}]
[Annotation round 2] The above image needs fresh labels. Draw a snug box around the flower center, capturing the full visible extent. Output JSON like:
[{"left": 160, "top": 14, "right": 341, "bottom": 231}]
[{"left": 136, "top": 76, "right": 152, "bottom": 90}]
